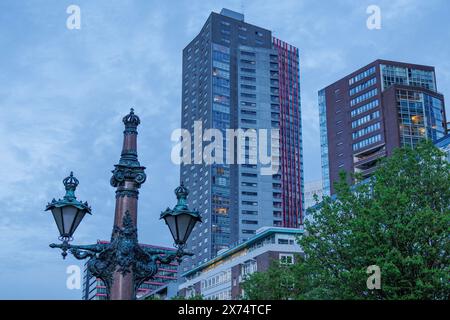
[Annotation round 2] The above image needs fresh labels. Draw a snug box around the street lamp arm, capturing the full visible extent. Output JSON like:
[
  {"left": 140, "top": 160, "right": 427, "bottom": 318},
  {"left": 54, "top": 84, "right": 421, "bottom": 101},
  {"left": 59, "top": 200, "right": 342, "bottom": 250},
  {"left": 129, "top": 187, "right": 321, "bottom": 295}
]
[
  {"left": 155, "top": 252, "right": 178, "bottom": 264},
  {"left": 70, "top": 247, "right": 100, "bottom": 260},
  {"left": 51, "top": 242, "right": 106, "bottom": 252},
  {"left": 141, "top": 247, "right": 176, "bottom": 256},
  {"left": 49, "top": 242, "right": 108, "bottom": 259},
  {"left": 151, "top": 248, "right": 195, "bottom": 264}
]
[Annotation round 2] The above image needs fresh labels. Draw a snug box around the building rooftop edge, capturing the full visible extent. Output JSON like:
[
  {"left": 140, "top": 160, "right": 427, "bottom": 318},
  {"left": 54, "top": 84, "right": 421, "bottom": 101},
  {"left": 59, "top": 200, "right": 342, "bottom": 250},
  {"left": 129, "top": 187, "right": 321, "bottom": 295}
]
[
  {"left": 183, "top": 9, "right": 276, "bottom": 51},
  {"left": 181, "top": 227, "right": 303, "bottom": 278},
  {"left": 320, "top": 59, "right": 436, "bottom": 92},
  {"left": 219, "top": 8, "right": 244, "bottom": 21}
]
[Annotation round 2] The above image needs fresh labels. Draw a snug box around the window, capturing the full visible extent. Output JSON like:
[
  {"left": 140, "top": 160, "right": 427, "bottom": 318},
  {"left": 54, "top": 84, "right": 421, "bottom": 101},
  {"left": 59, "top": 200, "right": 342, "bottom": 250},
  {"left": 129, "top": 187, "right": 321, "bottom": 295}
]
[
  {"left": 240, "top": 59, "right": 255, "bottom": 65},
  {"left": 349, "top": 66, "right": 376, "bottom": 85},
  {"left": 381, "top": 65, "right": 436, "bottom": 91},
  {"left": 241, "top": 76, "right": 256, "bottom": 82},
  {"left": 213, "top": 68, "right": 230, "bottom": 79},
  {"left": 242, "top": 210, "right": 258, "bottom": 215},
  {"left": 241, "top": 68, "right": 256, "bottom": 74},
  {"left": 273, "top": 201, "right": 282, "bottom": 208},
  {"left": 241, "top": 51, "right": 255, "bottom": 57},
  {"left": 241, "top": 84, "right": 256, "bottom": 90},
  {"left": 352, "top": 111, "right": 380, "bottom": 128},
  {"left": 273, "top": 211, "right": 282, "bottom": 218},
  {"left": 213, "top": 50, "right": 230, "bottom": 63},
  {"left": 214, "top": 95, "right": 230, "bottom": 105},
  {"left": 241, "top": 93, "right": 256, "bottom": 99},
  {"left": 213, "top": 60, "right": 230, "bottom": 71},
  {"left": 241, "top": 182, "right": 257, "bottom": 187},
  {"left": 241, "top": 110, "right": 256, "bottom": 116},
  {"left": 350, "top": 89, "right": 378, "bottom": 107},
  {"left": 351, "top": 99, "right": 379, "bottom": 117},
  {"left": 241, "top": 101, "right": 256, "bottom": 108},
  {"left": 349, "top": 77, "right": 377, "bottom": 96},
  {"left": 352, "top": 134, "right": 382, "bottom": 151},
  {"left": 352, "top": 122, "right": 381, "bottom": 139},
  {"left": 242, "top": 220, "right": 258, "bottom": 225},
  {"left": 279, "top": 254, "right": 294, "bottom": 265}
]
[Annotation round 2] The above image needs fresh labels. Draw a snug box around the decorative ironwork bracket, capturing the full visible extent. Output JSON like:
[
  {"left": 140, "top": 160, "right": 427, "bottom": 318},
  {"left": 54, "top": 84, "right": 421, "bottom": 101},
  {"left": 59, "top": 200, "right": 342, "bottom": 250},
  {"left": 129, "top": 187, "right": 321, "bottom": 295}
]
[{"left": 50, "top": 211, "right": 192, "bottom": 299}]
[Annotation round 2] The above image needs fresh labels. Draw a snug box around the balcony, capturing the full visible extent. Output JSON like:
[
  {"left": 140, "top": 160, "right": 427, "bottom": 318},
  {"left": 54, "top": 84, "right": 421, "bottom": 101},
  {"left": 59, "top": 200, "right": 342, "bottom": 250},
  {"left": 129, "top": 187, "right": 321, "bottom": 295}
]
[
  {"left": 353, "top": 142, "right": 385, "bottom": 157},
  {"left": 353, "top": 148, "right": 386, "bottom": 168},
  {"left": 354, "top": 165, "right": 378, "bottom": 178}
]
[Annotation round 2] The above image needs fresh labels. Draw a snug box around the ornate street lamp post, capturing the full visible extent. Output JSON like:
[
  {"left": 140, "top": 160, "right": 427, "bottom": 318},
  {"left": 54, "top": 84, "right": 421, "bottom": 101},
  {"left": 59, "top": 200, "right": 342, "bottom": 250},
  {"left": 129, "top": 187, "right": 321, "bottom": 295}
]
[{"left": 46, "top": 108, "right": 201, "bottom": 300}]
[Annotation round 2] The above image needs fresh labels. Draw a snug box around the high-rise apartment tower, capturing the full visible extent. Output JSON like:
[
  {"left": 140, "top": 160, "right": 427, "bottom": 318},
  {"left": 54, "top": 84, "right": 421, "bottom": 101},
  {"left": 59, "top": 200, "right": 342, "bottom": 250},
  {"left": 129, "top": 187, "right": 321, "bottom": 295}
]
[{"left": 180, "top": 9, "right": 303, "bottom": 272}]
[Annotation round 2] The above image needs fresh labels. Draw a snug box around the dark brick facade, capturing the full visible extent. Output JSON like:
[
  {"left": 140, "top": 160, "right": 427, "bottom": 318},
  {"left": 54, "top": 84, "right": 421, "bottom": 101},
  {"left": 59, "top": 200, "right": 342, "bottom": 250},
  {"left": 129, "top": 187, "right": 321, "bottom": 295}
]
[{"left": 321, "top": 59, "right": 446, "bottom": 194}]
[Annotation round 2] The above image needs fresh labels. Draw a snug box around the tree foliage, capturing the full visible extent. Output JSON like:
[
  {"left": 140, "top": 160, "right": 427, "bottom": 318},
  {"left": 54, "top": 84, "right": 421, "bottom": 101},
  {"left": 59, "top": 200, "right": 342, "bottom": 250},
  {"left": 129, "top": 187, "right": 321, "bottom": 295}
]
[
  {"left": 243, "top": 142, "right": 450, "bottom": 299},
  {"left": 241, "top": 260, "right": 306, "bottom": 300}
]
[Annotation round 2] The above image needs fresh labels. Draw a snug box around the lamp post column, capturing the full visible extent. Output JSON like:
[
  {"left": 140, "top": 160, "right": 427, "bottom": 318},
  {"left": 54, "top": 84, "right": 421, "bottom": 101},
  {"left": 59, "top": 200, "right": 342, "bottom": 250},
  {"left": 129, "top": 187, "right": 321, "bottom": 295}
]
[{"left": 109, "top": 108, "right": 146, "bottom": 300}]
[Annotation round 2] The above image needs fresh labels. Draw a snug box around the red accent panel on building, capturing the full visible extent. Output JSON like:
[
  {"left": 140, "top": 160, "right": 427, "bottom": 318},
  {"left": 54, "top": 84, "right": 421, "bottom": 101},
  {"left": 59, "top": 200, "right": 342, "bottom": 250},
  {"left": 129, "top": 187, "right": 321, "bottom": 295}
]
[{"left": 273, "top": 38, "right": 303, "bottom": 227}]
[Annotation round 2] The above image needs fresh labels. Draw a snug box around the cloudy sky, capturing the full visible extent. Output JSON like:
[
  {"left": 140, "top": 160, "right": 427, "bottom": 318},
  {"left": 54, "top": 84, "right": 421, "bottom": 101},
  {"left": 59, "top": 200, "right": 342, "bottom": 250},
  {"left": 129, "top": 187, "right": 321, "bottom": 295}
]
[{"left": 0, "top": 0, "right": 448, "bottom": 299}]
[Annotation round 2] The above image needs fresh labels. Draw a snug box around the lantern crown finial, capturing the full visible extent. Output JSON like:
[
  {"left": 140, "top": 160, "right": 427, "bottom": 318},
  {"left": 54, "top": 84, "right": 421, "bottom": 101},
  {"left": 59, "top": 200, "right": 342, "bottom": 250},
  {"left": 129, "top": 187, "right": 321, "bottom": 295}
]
[
  {"left": 174, "top": 182, "right": 189, "bottom": 199},
  {"left": 122, "top": 107, "right": 140, "bottom": 128},
  {"left": 63, "top": 171, "right": 79, "bottom": 200}
]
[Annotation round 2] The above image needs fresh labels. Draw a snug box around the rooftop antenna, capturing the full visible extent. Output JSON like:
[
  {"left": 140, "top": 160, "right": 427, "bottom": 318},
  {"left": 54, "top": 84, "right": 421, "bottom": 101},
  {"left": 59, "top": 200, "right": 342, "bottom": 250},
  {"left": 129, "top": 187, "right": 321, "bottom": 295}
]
[{"left": 240, "top": 0, "right": 245, "bottom": 15}]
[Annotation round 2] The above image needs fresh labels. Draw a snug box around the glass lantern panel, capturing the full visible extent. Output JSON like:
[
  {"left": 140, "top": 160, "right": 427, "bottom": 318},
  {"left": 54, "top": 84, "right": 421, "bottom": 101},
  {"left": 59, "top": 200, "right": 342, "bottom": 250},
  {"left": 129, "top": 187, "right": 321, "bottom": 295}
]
[
  {"left": 51, "top": 207, "right": 64, "bottom": 236},
  {"left": 176, "top": 214, "right": 194, "bottom": 244},
  {"left": 61, "top": 206, "right": 78, "bottom": 237},
  {"left": 164, "top": 215, "right": 178, "bottom": 244},
  {"left": 70, "top": 209, "right": 86, "bottom": 236}
]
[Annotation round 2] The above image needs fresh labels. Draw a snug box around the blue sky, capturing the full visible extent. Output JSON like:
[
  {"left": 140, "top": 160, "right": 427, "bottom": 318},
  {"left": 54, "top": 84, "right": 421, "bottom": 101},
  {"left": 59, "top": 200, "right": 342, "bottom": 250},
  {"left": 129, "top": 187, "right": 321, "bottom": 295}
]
[{"left": 0, "top": 0, "right": 449, "bottom": 299}]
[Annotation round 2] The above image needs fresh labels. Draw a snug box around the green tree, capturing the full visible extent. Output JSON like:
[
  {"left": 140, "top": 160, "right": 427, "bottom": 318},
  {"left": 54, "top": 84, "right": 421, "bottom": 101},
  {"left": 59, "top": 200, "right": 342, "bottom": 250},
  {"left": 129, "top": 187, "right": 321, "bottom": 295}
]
[
  {"left": 244, "top": 141, "right": 450, "bottom": 299},
  {"left": 241, "top": 259, "right": 306, "bottom": 300}
]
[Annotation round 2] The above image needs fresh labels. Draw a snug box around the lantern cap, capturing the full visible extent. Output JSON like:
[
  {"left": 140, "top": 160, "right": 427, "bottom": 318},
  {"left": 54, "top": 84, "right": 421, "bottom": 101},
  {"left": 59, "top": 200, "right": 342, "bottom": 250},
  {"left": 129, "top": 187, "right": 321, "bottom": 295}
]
[
  {"left": 45, "top": 172, "right": 91, "bottom": 214},
  {"left": 160, "top": 182, "right": 201, "bottom": 221}
]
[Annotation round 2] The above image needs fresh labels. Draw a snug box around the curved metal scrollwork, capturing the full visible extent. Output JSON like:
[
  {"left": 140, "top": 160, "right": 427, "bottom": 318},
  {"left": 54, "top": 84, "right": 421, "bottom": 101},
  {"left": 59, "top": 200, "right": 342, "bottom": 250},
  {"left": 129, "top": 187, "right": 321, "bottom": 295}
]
[{"left": 50, "top": 211, "right": 190, "bottom": 299}]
